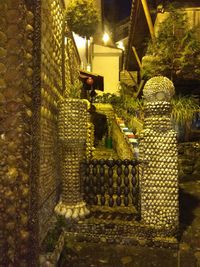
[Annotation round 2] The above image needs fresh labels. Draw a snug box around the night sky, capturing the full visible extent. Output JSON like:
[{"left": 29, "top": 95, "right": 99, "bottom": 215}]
[{"left": 103, "top": 0, "right": 132, "bottom": 23}]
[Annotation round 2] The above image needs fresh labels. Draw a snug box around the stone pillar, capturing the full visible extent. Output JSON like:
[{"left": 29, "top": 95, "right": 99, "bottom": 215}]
[
  {"left": 139, "top": 76, "right": 179, "bottom": 234},
  {"left": 54, "top": 99, "right": 89, "bottom": 220}
]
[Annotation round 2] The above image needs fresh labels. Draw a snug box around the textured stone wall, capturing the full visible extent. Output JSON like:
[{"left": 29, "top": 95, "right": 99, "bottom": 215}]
[
  {"left": 38, "top": 0, "right": 64, "bottom": 245},
  {"left": 39, "top": 0, "right": 83, "bottom": 242},
  {"left": 0, "top": 1, "right": 34, "bottom": 266},
  {"left": 38, "top": 0, "right": 82, "bottom": 259},
  {"left": 112, "top": 120, "right": 134, "bottom": 160},
  {"left": 86, "top": 109, "right": 95, "bottom": 159},
  {"left": 64, "top": 222, "right": 178, "bottom": 248},
  {"left": 0, "top": 0, "right": 82, "bottom": 265},
  {"left": 64, "top": 33, "right": 81, "bottom": 97}
]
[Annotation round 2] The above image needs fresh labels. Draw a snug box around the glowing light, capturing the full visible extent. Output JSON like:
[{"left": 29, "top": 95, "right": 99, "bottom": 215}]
[
  {"left": 73, "top": 33, "right": 86, "bottom": 49},
  {"left": 102, "top": 32, "right": 109, "bottom": 44},
  {"left": 86, "top": 64, "right": 91, "bottom": 72},
  {"left": 116, "top": 41, "right": 125, "bottom": 50}
]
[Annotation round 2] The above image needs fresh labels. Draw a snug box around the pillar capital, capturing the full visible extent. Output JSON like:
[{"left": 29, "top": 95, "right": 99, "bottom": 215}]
[{"left": 143, "top": 76, "right": 175, "bottom": 102}]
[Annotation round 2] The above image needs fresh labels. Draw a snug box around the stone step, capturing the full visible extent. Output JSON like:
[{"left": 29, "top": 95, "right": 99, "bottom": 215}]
[{"left": 92, "top": 146, "right": 119, "bottom": 160}]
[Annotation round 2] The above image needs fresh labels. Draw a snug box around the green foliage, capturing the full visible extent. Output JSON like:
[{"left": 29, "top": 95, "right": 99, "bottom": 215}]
[
  {"left": 95, "top": 86, "right": 199, "bottom": 134},
  {"left": 117, "top": 83, "right": 144, "bottom": 116},
  {"left": 142, "top": 5, "right": 200, "bottom": 81},
  {"left": 66, "top": 79, "right": 82, "bottom": 98},
  {"left": 42, "top": 227, "right": 61, "bottom": 253},
  {"left": 65, "top": 0, "right": 99, "bottom": 38},
  {"left": 95, "top": 83, "right": 144, "bottom": 128},
  {"left": 171, "top": 96, "right": 199, "bottom": 125},
  {"left": 42, "top": 216, "right": 67, "bottom": 253},
  {"left": 95, "top": 93, "right": 120, "bottom": 105}
]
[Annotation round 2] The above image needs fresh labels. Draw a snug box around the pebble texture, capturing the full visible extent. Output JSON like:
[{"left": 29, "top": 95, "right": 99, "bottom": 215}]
[
  {"left": 86, "top": 108, "right": 95, "bottom": 159},
  {"left": 55, "top": 99, "right": 89, "bottom": 220},
  {"left": 39, "top": 0, "right": 81, "bottom": 245},
  {"left": 0, "top": 0, "right": 81, "bottom": 265},
  {"left": 38, "top": 0, "right": 64, "bottom": 245},
  {"left": 139, "top": 76, "right": 179, "bottom": 233},
  {"left": 64, "top": 31, "right": 81, "bottom": 97},
  {"left": 112, "top": 120, "right": 134, "bottom": 160},
  {"left": 0, "top": 1, "right": 34, "bottom": 266}
]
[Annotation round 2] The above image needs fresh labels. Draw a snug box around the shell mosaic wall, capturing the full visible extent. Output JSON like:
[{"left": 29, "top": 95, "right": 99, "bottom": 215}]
[
  {"left": 0, "top": 0, "right": 34, "bottom": 266},
  {"left": 1, "top": 0, "right": 82, "bottom": 265},
  {"left": 0, "top": 1, "right": 181, "bottom": 266},
  {"left": 86, "top": 109, "right": 95, "bottom": 159},
  {"left": 64, "top": 33, "right": 81, "bottom": 97},
  {"left": 39, "top": 0, "right": 82, "bottom": 244},
  {"left": 139, "top": 77, "right": 179, "bottom": 234},
  {"left": 39, "top": 0, "right": 64, "bottom": 244}
]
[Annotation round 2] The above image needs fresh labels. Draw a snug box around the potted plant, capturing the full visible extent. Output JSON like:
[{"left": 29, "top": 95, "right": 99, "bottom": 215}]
[
  {"left": 65, "top": 0, "right": 99, "bottom": 71},
  {"left": 65, "top": 0, "right": 99, "bottom": 39}
]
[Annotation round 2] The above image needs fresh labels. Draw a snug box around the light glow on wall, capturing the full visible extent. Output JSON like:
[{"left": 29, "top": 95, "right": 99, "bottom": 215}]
[
  {"left": 86, "top": 64, "right": 91, "bottom": 72},
  {"left": 102, "top": 32, "right": 109, "bottom": 45},
  {"left": 116, "top": 41, "right": 125, "bottom": 50},
  {"left": 73, "top": 32, "right": 88, "bottom": 70},
  {"left": 73, "top": 32, "right": 86, "bottom": 49}
]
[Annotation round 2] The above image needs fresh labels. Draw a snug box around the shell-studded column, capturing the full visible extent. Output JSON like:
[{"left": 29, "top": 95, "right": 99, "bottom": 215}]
[
  {"left": 139, "top": 76, "right": 179, "bottom": 234},
  {"left": 54, "top": 99, "right": 89, "bottom": 220},
  {"left": 86, "top": 109, "right": 95, "bottom": 159},
  {"left": 0, "top": 1, "right": 35, "bottom": 266}
]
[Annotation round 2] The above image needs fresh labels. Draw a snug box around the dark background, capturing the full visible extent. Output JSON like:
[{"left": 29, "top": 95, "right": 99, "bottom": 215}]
[{"left": 103, "top": 0, "right": 132, "bottom": 23}]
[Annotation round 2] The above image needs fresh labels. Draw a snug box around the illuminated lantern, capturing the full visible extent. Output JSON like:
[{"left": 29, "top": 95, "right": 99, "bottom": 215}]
[{"left": 86, "top": 77, "right": 94, "bottom": 85}]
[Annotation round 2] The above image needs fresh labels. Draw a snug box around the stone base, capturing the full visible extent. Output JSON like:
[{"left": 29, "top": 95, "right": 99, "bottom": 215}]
[
  {"left": 64, "top": 224, "right": 178, "bottom": 249},
  {"left": 54, "top": 201, "right": 90, "bottom": 220},
  {"left": 63, "top": 216, "right": 179, "bottom": 249}
]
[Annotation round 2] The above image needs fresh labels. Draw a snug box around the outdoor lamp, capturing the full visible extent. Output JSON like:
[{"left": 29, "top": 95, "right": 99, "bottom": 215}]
[{"left": 102, "top": 32, "right": 109, "bottom": 45}]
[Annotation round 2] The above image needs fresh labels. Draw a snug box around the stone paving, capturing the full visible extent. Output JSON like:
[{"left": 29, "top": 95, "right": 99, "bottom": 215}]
[{"left": 58, "top": 146, "right": 200, "bottom": 267}]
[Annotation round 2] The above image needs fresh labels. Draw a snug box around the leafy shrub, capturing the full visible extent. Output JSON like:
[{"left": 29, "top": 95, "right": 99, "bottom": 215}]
[{"left": 65, "top": 0, "right": 99, "bottom": 38}]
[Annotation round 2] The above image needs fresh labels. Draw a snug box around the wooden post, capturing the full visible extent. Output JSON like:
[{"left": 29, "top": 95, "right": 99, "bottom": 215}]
[
  {"left": 132, "top": 46, "right": 142, "bottom": 69},
  {"left": 140, "top": 0, "right": 155, "bottom": 40}
]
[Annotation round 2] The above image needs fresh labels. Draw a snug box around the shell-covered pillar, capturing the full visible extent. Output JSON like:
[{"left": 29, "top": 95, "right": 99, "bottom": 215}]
[
  {"left": 139, "top": 76, "right": 179, "bottom": 235},
  {"left": 54, "top": 99, "right": 89, "bottom": 220},
  {"left": 0, "top": 1, "right": 36, "bottom": 266},
  {"left": 86, "top": 108, "right": 95, "bottom": 159}
]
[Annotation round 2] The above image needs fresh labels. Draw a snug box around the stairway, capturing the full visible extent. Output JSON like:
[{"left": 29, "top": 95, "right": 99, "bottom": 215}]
[
  {"left": 120, "top": 70, "right": 137, "bottom": 87},
  {"left": 92, "top": 144, "right": 119, "bottom": 160}
]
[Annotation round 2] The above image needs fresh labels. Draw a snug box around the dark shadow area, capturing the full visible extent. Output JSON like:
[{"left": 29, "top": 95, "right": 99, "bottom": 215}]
[
  {"left": 178, "top": 187, "right": 200, "bottom": 238},
  {"left": 89, "top": 105, "right": 108, "bottom": 147},
  {"left": 88, "top": 210, "right": 138, "bottom": 221},
  {"left": 57, "top": 242, "right": 178, "bottom": 267}
]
